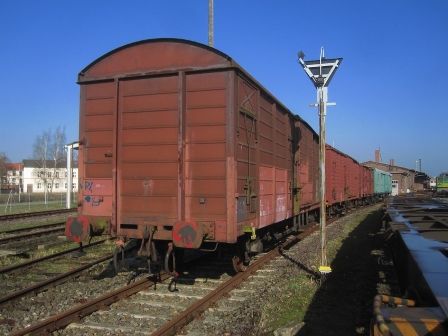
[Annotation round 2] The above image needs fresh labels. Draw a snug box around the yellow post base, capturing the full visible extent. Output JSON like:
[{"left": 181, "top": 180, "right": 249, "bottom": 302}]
[{"left": 318, "top": 265, "right": 332, "bottom": 274}]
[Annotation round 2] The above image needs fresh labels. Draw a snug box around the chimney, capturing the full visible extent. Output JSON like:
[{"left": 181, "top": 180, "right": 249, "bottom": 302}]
[
  {"left": 389, "top": 159, "right": 395, "bottom": 166},
  {"left": 375, "top": 149, "right": 381, "bottom": 163}
]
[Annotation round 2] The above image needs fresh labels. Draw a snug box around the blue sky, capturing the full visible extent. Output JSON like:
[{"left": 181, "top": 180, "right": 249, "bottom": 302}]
[{"left": 0, "top": 0, "right": 446, "bottom": 176}]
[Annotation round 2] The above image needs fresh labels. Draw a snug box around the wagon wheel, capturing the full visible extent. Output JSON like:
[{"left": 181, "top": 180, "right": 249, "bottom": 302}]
[
  {"left": 113, "top": 246, "right": 125, "bottom": 274},
  {"left": 232, "top": 255, "right": 247, "bottom": 273}
]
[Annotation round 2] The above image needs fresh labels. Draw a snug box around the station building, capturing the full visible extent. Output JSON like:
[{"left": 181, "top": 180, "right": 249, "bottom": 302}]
[{"left": 363, "top": 161, "right": 429, "bottom": 195}]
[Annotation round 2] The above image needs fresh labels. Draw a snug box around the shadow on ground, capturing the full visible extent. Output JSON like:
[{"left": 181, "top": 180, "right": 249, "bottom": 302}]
[{"left": 296, "top": 209, "right": 386, "bottom": 336}]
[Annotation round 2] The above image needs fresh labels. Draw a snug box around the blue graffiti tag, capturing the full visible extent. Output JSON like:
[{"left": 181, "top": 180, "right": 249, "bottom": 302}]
[{"left": 85, "top": 181, "right": 93, "bottom": 192}]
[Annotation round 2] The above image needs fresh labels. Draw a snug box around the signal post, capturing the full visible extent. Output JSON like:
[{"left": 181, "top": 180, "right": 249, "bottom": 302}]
[{"left": 298, "top": 48, "right": 342, "bottom": 273}]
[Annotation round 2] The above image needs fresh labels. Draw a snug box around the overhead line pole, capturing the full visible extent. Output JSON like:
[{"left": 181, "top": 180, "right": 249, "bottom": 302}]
[{"left": 208, "top": 0, "right": 214, "bottom": 47}]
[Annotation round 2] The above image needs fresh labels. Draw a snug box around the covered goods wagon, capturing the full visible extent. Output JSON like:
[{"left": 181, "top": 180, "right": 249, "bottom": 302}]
[
  {"left": 373, "top": 168, "right": 392, "bottom": 195},
  {"left": 325, "top": 145, "right": 361, "bottom": 204},
  {"left": 66, "top": 38, "right": 320, "bottom": 271}
]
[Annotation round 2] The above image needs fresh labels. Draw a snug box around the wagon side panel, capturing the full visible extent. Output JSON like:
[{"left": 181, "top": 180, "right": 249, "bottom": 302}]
[
  {"left": 235, "top": 76, "right": 259, "bottom": 232},
  {"left": 185, "top": 71, "right": 231, "bottom": 243},
  {"left": 78, "top": 82, "right": 116, "bottom": 234},
  {"left": 116, "top": 75, "right": 179, "bottom": 239},
  {"left": 296, "top": 120, "right": 319, "bottom": 210},
  {"left": 258, "top": 94, "right": 275, "bottom": 227}
]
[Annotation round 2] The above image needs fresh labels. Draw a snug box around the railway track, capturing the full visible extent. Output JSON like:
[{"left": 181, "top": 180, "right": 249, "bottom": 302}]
[
  {"left": 0, "top": 239, "right": 109, "bottom": 275},
  {"left": 6, "top": 203, "right": 381, "bottom": 336},
  {"left": 0, "top": 208, "right": 75, "bottom": 221},
  {"left": 13, "top": 218, "right": 320, "bottom": 336},
  {"left": 0, "top": 240, "right": 114, "bottom": 305},
  {"left": 0, "top": 221, "right": 65, "bottom": 237},
  {"left": 0, "top": 222, "right": 65, "bottom": 248}
]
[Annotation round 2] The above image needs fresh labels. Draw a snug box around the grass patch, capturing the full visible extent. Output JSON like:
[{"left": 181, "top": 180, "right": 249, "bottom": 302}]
[
  {"left": 0, "top": 236, "right": 111, "bottom": 268},
  {"left": 267, "top": 274, "right": 318, "bottom": 331},
  {"left": 262, "top": 206, "right": 383, "bottom": 334}
]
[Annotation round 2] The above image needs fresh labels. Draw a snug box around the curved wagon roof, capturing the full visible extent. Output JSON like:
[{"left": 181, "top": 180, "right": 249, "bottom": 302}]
[{"left": 78, "top": 38, "right": 318, "bottom": 138}]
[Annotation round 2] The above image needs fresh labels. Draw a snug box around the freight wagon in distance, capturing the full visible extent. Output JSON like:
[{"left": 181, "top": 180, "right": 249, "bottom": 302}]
[
  {"left": 65, "top": 38, "right": 383, "bottom": 273},
  {"left": 373, "top": 168, "right": 392, "bottom": 195},
  {"left": 436, "top": 172, "right": 448, "bottom": 194}
]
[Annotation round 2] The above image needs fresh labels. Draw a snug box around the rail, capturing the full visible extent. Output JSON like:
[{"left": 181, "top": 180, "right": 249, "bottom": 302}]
[{"left": 0, "top": 208, "right": 75, "bottom": 221}]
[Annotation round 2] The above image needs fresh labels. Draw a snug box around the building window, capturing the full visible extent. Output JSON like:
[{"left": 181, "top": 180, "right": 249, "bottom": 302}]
[
  {"left": 65, "top": 183, "right": 67, "bottom": 189},
  {"left": 56, "top": 172, "right": 59, "bottom": 178},
  {"left": 72, "top": 183, "right": 76, "bottom": 189},
  {"left": 55, "top": 183, "right": 59, "bottom": 189},
  {"left": 65, "top": 172, "right": 68, "bottom": 177},
  {"left": 12, "top": 178, "right": 16, "bottom": 183},
  {"left": 72, "top": 171, "right": 77, "bottom": 178},
  {"left": 37, "top": 183, "right": 41, "bottom": 189},
  {"left": 47, "top": 172, "right": 51, "bottom": 178},
  {"left": 48, "top": 183, "right": 52, "bottom": 189}
]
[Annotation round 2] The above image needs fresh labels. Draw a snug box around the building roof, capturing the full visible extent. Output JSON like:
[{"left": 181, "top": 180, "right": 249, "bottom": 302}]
[
  {"left": 363, "top": 161, "right": 416, "bottom": 173},
  {"left": 22, "top": 159, "right": 78, "bottom": 169},
  {"left": 364, "top": 161, "right": 430, "bottom": 181},
  {"left": 6, "top": 163, "right": 23, "bottom": 171}
]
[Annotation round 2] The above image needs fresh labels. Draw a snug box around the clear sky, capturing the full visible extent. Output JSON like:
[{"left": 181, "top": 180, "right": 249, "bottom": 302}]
[{"left": 0, "top": 0, "right": 446, "bottom": 176}]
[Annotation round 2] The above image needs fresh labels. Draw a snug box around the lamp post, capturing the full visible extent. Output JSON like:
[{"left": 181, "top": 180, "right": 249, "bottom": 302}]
[{"left": 298, "top": 48, "right": 342, "bottom": 273}]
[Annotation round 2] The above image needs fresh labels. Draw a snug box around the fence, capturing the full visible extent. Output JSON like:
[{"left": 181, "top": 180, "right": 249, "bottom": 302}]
[{"left": 1, "top": 191, "right": 78, "bottom": 214}]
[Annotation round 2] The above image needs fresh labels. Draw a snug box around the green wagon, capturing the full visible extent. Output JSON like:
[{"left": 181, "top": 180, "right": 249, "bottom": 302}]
[
  {"left": 373, "top": 168, "right": 392, "bottom": 195},
  {"left": 436, "top": 173, "right": 448, "bottom": 192}
]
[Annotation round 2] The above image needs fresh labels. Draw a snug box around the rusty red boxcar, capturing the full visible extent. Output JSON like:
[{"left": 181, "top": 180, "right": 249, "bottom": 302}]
[
  {"left": 325, "top": 145, "right": 374, "bottom": 215},
  {"left": 361, "top": 165, "right": 374, "bottom": 199},
  {"left": 66, "top": 38, "right": 320, "bottom": 272}
]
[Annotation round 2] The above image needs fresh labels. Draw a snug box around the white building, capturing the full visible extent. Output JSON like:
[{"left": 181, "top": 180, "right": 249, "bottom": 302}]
[
  {"left": 1, "top": 163, "right": 23, "bottom": 192},
  {"left": 21, "top": 160, "right": 78, "bottom": 193}
]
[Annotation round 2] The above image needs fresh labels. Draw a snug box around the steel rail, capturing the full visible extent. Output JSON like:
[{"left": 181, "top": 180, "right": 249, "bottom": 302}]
[
  {"left": 10, "top": 274, "right": 171, "bottom": 336},
  {"left": 0, "top": 239, "right": 108, "bottom": 275},
  {"left": 0, "top": 221, "right": 65, "bottom": 235},
  {"left": 0, "top": 208, "right": 75, "bottom": 221},
  {"left": 0, "top": 226, "right": 65, "bottom": 245},
  {"left": 152, "top": 204, "right": 380, "bottom": 336},
  {"left": 0, "top": 254, "right": 113, "bottom": 305},
  {"left": 151, "top": 226, "right": 317, "bottom": 336}
]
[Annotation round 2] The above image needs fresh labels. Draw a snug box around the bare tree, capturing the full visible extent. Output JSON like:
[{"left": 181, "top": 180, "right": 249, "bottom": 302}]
[
  {"left": 32, "top": 127, "right": 67, "bottom": 203},
  {"left": 50, "top": 126, "right": 67, "bottom": 192},
  {"left": 0, "top": 152, "right": 9, "bottom": 191}
]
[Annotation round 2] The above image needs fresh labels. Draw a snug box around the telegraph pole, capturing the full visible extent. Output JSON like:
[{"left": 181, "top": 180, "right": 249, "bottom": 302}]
[
  {"left": 208, "top": 0, "right": 214, "bottom": 47},
  {"left": 298, "top": 48, "right": 342, "bottom": 273}
]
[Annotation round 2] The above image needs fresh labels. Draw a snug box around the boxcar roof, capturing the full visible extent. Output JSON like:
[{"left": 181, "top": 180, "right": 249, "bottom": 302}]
[
  {"left": 326, "top": 144, "right": 360, "bottom": 164},
  {"left": 78, "top": 38, "right": 318, "bottom": 139}
]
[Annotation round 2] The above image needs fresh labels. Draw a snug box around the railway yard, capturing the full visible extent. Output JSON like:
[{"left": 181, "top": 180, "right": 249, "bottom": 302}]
[
  {"left": 0, "top": 37, "right": 447, "bottom": 336},
  {"left": 0, "top": 196, "right": 446, "bottom": 335}
]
